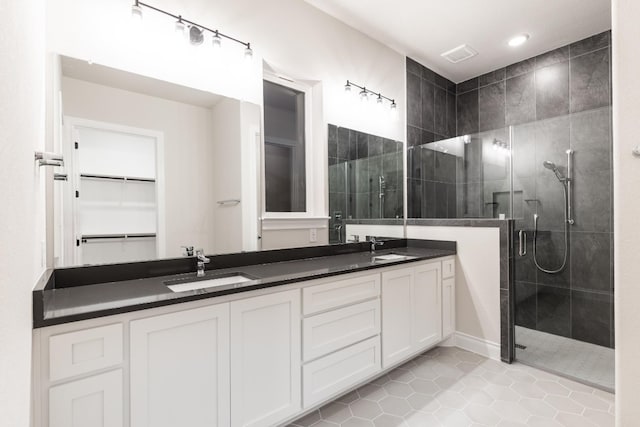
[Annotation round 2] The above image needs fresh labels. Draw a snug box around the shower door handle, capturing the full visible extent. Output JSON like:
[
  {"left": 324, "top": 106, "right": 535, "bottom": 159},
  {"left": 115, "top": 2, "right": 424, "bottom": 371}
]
[{"left": 518, "top": 230, "right": 527, "bottom": 256}]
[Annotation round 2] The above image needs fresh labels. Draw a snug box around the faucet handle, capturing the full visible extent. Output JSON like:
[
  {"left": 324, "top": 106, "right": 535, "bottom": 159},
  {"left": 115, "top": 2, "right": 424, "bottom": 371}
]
[
  {"left": 181, "top": 246, "right": 194, "bottom": 256},
  {"left": 196, "top": 249, "right": 210, "bottom": 263}
]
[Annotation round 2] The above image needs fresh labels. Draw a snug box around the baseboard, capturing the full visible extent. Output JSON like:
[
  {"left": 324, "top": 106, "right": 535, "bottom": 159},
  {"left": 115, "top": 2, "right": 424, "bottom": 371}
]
[{"left": 446, "top": 331, "right": 501, "bottom": 361}]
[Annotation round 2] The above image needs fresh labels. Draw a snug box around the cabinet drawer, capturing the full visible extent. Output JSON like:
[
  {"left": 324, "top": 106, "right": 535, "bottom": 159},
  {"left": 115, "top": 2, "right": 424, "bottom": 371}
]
[
  {"left": 49, "top": 323, "right": 123, "bottom": 382},
  {"left": 303, "top": 336, "right": 381, "bottom": 408},
  {"left": 303, "top": 299, "right": 380, "bottom": 361},
  {"left": 303, "top": 274, "right": 380, "bottom": 315},
  {"left": 442, "top": 258, "right": 455, "bottom": 279}
]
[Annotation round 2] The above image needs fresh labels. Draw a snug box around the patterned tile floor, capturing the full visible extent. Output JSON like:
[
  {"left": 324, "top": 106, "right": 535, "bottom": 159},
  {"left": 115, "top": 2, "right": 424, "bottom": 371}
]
[
  {"left": 288, "top": 346, "right": 615, "bottom": 427},
  {"left": 515, "top": 326, "right": 615, "bottom": 392}
]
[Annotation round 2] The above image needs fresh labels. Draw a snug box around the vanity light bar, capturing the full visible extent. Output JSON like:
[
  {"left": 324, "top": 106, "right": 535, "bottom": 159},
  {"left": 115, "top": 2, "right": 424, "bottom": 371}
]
[
  {"left": 344, "top": 80, "right": 397, "bottom": 110},
  {"left": 131, "top": 0, "right": 252, "bottom": 57}
]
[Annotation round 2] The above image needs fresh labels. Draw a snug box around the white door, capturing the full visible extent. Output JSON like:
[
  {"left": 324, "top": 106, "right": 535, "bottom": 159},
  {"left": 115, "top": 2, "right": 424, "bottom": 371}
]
[
  {"left": 442, "top": 277, "right": 456, "bottom": 338},
  {"left": 381, "top": 268, "right": 414, "bottom": 368},
  {"left": 230, "top": 289, "right": 301, "bottom": 427},
  {"left": 413, "top": 262, "right": 443, "bottom": 350},
  {"left": 49, "top": 369, "right": 123, "bottom": 427},
  {"left": 130, "top": 304, "right": 230, "bottom": 427}
]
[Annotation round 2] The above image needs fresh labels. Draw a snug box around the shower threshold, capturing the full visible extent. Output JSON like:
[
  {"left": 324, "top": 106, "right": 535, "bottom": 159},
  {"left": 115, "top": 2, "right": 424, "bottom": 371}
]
[{"left": 515, "top": 326, "right": 614, "bottom": 392}]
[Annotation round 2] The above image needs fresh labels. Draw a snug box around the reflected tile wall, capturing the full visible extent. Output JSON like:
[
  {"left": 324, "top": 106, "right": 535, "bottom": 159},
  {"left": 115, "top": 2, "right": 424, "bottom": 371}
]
[{"left": 328, "top": 124, "right": 404, "bottom": 243}]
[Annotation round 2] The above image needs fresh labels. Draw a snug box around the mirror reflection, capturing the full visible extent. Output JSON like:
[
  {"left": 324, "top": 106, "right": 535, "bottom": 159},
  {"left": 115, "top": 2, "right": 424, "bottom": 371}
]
[
  {"left": 328, "top": 125, "right": 404, "bottom": 244},
  {"left": 53, "top": 55, "right": 261, "bottom": 267}
]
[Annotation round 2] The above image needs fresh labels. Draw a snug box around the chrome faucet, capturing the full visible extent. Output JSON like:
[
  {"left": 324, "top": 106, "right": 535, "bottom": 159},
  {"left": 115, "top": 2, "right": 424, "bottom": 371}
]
[
  {"left": 196, "top": 249, "right": 210, "bottom": 277},
  {"left": 369, "top": 237, "right": 384, "bottom": 253}
]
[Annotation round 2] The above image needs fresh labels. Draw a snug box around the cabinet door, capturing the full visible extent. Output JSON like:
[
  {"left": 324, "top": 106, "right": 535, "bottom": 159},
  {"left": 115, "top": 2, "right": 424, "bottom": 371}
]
[
  {"left": 230, "top": 289, "right": 301, "bottom": 427},
  {"left": 130, "top": 304, "right": 230, "bottom": 427},
  {"left": 381, "top": 268, "right": 414, "bottom": 368},
  {"left": 414, "top": 262, "right": 442, "bottom": 350},
  {"left": 49, "top": 369, "right": 123, "bottom": 427},
  {"left": 442, "top": 277, "right": 456, "bottom": 338}
]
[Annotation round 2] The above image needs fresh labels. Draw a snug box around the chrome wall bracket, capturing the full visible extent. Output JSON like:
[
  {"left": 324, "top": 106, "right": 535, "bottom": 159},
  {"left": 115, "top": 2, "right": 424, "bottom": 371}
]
[{"left": 35, "top": 151, "right": 64, "bottom": 167}]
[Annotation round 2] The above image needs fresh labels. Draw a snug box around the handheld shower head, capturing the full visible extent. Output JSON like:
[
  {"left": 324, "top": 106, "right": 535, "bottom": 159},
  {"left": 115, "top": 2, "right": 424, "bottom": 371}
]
[{"left": 543, "top": 160, "right": 565, "bottom": 181}]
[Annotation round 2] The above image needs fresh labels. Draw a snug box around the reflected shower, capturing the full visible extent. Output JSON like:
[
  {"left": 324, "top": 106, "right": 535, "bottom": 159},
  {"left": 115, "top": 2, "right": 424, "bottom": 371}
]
[{"left": 531, "top": 150, "right": 574, "bottom": 274}]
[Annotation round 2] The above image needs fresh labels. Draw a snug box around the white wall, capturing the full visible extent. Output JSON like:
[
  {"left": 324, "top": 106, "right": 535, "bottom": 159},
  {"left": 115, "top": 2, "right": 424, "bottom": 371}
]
[
  {"left": 61, "top": 77, "right": 219, "bottom": 258},
  {"left": 407, "top": 226, "right": 501, "bottom": 347},
  {"left": 0, "top": 0, "right": 46, "bottom": 426},
  {"left": 613, "top": 1, "right": 640, "bottom": 424}
]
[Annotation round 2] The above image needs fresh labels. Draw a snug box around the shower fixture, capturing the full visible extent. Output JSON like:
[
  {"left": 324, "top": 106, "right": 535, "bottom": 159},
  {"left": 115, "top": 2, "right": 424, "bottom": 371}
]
[
  {"left": 531, "top": 150, "right": 574, "bottom": 274},
  {"left": 378, "top": 175, "right": 386, "bottom": 218}
]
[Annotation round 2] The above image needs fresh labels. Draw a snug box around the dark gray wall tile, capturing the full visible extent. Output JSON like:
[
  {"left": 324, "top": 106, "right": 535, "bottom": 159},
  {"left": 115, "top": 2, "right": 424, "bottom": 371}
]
[
  {"left": 407, "top": 125, "right": 422, "bottom": 148},
  {"left": 479, "top": 81, "right": 506, "bottom": 132},
  {"left": 421, "top": 81, "right": 435, "bottom": 132},
  {"left": 457, "top": 90, "right": 479, "bottom": 135},
  {"left": 457, "top": 77, "right": 478, "bottom": 94},
  {"left": 446, "top": 92, "right": 456, "bottom": 137},
  {"left": 506, "top": 58, "right": 536, "bottom": 79},
  {"left": 536, "top": 284, "right": 571, "bottom": 338},
  {"left": 434, "top": 87, "right": 448, "bottom": 135},
  {"left": 406, "top": 57, "right": 422, "bottom": 76},
  {"left": 536, "top": 46, "right": 570, "bottom": 69},
  {"left": 435, "top": 182, "right": 448, "bottom": 218},
  {"left": 570, "top": 47, "right": 611, "bottom": 113},
  {"left": 571, "top": 290, "right": 611, "bottom": 347},
  {"left": 435, "top": 151, "right": 457, "bottom": 183},
  {"left": 337, "top": 127, "right": 350, "bottom": 160},
  {"left": 570, "top": 31, "right": 610, "bottom": 58},
  {"left": 407, "top": 72, "right": 422, "bottom": 128},
  {"left": 536, "top": 61, "right": 570, "bottom": 120},
  {"left": 479, "top": 68, "right": 506, "bottom": 87},
  {"left": 328, "top": 124, "right": 337, "bottom": 158},
  {"left": 506, "top": 73, "right": 536, "bottom": 126},
  {"left": 369, "top": 135, "right": 383, "bottom": 157},
  {"left": 571, "top": 232, "right": 611, "bottom": 293},
  {"left": 356, "top": 131, "right": 369, "bottom": 159},
  {"left": 515, "top": 281, "right": 536, "bottom": 329}
]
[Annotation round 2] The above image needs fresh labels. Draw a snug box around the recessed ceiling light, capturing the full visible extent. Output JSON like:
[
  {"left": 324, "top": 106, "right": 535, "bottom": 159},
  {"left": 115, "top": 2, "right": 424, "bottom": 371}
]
[{"left": 508, "top": 34, "right": 530, "bottom": 47}]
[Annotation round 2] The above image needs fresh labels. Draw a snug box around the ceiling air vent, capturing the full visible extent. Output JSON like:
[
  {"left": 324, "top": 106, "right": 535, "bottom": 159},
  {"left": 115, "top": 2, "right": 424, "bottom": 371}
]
[{"left": 441, "top": 44, "right": 478, "bottom": 63}]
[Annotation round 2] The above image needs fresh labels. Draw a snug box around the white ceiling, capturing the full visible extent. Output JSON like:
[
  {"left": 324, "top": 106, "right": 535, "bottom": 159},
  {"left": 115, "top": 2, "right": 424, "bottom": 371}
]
[{"left": 304, "top": 0, "right": 611, "bottom": 83}]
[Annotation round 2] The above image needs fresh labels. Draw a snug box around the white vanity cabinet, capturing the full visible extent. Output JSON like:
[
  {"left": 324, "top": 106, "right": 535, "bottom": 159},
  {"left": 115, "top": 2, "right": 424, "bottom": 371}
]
[
  {"left": 36, "top": 323, "right": 125, "bottom": 427},
  {"left": 381, "top": 260, "right": 443, "bottom": 368},
  {"left": 129, "top": 304, "right": 230, "bottom": 427},
  {"left": 35, "top": 255, "right": 457, "bottom": 427},
  {"left": 230, "top": 289, "right": 301, "bottom": 427}
]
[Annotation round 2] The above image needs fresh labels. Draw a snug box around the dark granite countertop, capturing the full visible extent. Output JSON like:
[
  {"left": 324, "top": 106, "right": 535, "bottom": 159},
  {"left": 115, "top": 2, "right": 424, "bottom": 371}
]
[{"left": 33, "top": 239, "right": 455, "bottom": 328}]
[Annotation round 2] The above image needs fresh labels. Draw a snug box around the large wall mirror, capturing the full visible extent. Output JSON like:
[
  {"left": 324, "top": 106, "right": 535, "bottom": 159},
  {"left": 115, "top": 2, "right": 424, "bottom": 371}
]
[{"left": 51, "top": 55, "right": 261, "bottom": 267}]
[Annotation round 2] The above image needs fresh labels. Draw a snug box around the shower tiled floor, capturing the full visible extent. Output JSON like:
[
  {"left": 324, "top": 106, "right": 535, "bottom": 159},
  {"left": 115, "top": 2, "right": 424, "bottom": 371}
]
[
  {"left": 288, "top": 346, "right": 614, "bottom": 427},
  {"left": 515, "top": 326, "right": 615, "bottom": 392}
]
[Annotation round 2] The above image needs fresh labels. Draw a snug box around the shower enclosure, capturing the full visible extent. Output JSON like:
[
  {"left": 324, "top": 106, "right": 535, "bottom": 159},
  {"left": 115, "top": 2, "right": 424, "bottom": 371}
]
[{"left": 410, "top": 106, "right": 614, "bottom": 391}]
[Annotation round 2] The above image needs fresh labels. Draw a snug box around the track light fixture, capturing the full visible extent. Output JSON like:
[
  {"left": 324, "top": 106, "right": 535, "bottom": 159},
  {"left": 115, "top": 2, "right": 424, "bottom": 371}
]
[
  {"left": 344, "top": 80, "right": 397, "bottom": 112},
  {"left": 130, "top": 1, "right": 252, "bottom": 59}
]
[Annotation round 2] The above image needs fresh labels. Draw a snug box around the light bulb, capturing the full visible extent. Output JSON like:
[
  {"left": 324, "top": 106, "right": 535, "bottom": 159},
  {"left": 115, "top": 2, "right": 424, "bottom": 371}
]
[
  {"left": 376, "top": 95, "right": 383, "bottom": 105},
  {"left": 175, "top": 18, "right": 186, "bottom": 40},
  {"left": 189, "top": 26, "right": 204, "bottom": 46},
  {"left": 509, "top": 34, "right": 530, "bottom": 47},
  {"left": 359, "top": 89, "right": 368, "bottom": 102},
  {"left": 131, "top": 3, "right": 143, "bottom": 22},
  {"left": 212, "top": 32, "right": 222, "bottom": 49},
  {"left": 244, "top": 43, "right": 253, "bottom": 61},
  {"left": 390, "top": 101, "right": 397, "bottom": 111},
  {"left": 344, "top": 82, "right": 351, "bottom": 93}
]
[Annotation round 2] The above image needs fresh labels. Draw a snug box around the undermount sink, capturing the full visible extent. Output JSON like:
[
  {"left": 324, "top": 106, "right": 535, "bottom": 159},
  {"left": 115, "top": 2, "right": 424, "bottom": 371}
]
[
  {"left": 372, "top": 253, "right": 417, "bottom": 262},
  {"left": 165, "top": 273, "right": 254, "bottom": 293}
]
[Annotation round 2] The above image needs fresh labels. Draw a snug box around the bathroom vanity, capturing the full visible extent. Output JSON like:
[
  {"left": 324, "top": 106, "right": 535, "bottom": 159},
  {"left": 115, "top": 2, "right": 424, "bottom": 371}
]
[{"left": 31, "top": 239, "right": 456, "bottom": 427}]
